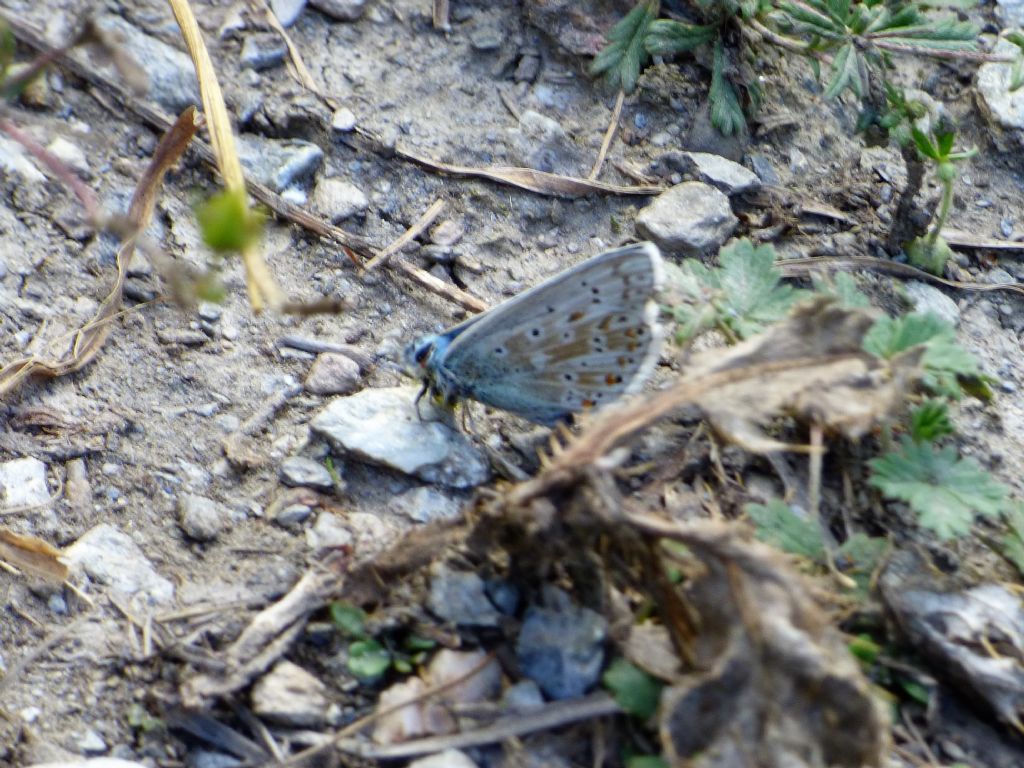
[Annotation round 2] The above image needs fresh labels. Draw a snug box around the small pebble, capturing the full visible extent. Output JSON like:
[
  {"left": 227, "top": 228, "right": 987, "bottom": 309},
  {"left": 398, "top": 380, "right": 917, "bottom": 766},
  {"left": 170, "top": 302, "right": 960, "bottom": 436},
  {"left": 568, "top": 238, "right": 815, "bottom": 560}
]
[
  {"left": 331, "top": 107, "right": 357, "bottom": 133},
  {"left": 274, "top": 503, "right": 314, "bottom": 527},
  {"left": 305, "top": 511, "right": 353, "bottom": 549},
  {"left": 252, "top": 660, "right": 329, "bottom": 727},
  {"left": 240, "top": 34, "right": 288, "bottom": 70},
  {"left": 178, "top": 493, "right": 228, "bottom": 542},
  {"left": 309, "top": 0, "right": 367, "bottom": 21},
  {"left": 305, "top": 352, "right": 362, "bottom": 395},
  {"left": 280, "top": 456, "right": 335, "bottom": 490}
]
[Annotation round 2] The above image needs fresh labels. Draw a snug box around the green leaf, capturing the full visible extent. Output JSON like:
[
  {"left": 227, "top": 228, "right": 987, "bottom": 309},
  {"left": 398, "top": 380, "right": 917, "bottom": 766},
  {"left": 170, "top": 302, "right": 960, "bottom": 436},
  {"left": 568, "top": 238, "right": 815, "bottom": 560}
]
[
  {"left": 331, "top": 601, "right": 368, "bottom": 639},
  {"left": 746, "top": 500, "right": 824, "bottom": 558},
  {"left": 627, "top": 757, "right": 669, "bottom": 768},
  {"left": 590, "top": 1, "right": 657, "bottom": 93},
  {"left": 603, "top": 658, "right": 663, "bottom": 720},
  {"left": 1000, "top": 502, "right": 1024, "bottom": 577},
  {"left": 347, "top": 639, "right": 392, "bottom": 681},
  {"left": 909, "top": 399, "right": 954, "bottom": 442},
  {"left": 812, "top": 271, "right": 871, "bottom": 308},
  {"left": 404, "top": 633, "right": 437, "bottom": 652},
  {"left": 715, "top": 239, "right": 807, "bottom": 337},
  {"left": 863, "top": 312, "right": 981, "bottom": 398},
  {"left": 709, "top": 40, "right": 746, "bottom": 135},
  {"left": 0, "top": 20, "right": 15, "bottom": 84},
  {"left": 847, "top": 633, "right": 882, "bottom": 664},
  {"left": 835, "top": 533, "right": 887, "bottom": 593},
  {"left": 196, "top": 189, "right": 266, "bottom": 253},
  {"left": 869, "top": 438, "right": 1008, "bottom": 539},
  {"left": 668, "top": 240, "right": 809, "bottom": 342},
  {"left": 827, "top": 42, "right": 864, "bottom": 99},
  {"left": 911, "top": 127, "right": 940, "bottom": 159},
  {"left": 645, "top": 20, "right": 718, "bottom": 56}
]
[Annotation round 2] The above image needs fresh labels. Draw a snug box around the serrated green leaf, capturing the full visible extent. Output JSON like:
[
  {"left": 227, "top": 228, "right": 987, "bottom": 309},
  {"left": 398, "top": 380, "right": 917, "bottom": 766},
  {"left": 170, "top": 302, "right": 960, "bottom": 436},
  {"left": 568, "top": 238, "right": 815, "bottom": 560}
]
[
  {"left": 909, "top": 399, "right": 954, "bottom": 442},
  {"left": 812, "top": 271, "right": 872, "bottom": 308},
  {"left": 590, "top": 1, "right": 657, "bottom": 93},
  {"left": 869, "top": 438, "right": 1008, "bottom": 539},
  {"left": 645, "top": 20, "right": 718, "bottom": 56},
  {"left": 347, "top": 639, "right": 392, "bottom": 681},
  {"left": 825, "top": 43, "right": 862, "bottom": 99},
  {"left": 746, "top": 500, "right": 824, "bottom": 558},
  {"left": 715, "top": 239, "right": 807, "bottom": 337},
  {"left": 603, "top": 658, "right": 663, "bottom": 719},
  {"left": 709, "top": 40, "right": 746, "bottom": 135},
  {"left": 330, "top": 601, "right": 368, "bottom": 639}
]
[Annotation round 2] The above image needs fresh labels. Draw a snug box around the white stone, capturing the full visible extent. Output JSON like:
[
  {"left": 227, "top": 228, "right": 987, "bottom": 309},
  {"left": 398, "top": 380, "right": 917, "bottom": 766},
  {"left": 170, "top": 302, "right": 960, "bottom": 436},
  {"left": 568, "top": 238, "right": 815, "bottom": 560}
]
[
  {"left": 977, "top": 38, "right": 1024, "bottom": 133},
  {"left": 0, "top": 457, "right": 49, "bottom": 508},
  {"left": 683, "top": 151, "right": 760, "bottom": 194},
  {"left": 310, "top": 0, "right": 367, "bottom": 21},
  {"left": 311, "top": 178, "right": 369, "bottom": 222},
  {"left": 63, "top": 524, "right": 175, "bottom": 605},
  {"left": 46, "top": 137, "right": 89, "bottom": 174},
  {"left": 310, "top": 387, "right": 489, "bottom": 488}
]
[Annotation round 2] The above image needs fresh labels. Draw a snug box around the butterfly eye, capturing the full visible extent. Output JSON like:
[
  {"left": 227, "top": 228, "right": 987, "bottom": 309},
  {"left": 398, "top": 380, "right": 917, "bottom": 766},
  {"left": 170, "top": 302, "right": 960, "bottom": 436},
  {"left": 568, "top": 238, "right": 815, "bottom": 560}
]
[{"left": 414, "top": 344, "right": 432, "bottom": 366}]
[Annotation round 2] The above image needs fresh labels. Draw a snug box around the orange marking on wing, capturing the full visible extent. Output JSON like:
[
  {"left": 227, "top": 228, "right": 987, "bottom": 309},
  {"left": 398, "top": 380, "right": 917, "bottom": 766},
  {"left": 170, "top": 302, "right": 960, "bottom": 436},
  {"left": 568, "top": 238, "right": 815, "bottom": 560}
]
[{"left": 569, "top": 310, "right": 585, "bottom": 321}]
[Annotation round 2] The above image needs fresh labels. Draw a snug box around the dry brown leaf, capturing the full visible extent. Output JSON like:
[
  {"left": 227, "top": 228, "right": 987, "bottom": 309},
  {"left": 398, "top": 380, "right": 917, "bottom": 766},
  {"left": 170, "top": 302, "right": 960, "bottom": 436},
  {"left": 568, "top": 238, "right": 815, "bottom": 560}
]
[
  {"left": 395, "top": 150, "right": 664, "bottom": 198},
  {"left": 627, "top": 517, "right": 889, "bottom": 768},
  {"left": 0, "top": 528, "right": 68, "bottom": 583},
  {"left": 687, "top": 299, "right": 923, "bottom": 451},
  {"left": 0, "top": 107, "right": 199, "bottom": 400}
]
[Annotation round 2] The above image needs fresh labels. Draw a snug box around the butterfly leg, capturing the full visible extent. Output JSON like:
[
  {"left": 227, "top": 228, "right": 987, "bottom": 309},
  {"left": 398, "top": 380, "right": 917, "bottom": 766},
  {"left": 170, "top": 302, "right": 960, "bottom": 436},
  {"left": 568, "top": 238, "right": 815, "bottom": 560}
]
[{"left": 413, "top": 380, "right": 429, "bottom": 421}]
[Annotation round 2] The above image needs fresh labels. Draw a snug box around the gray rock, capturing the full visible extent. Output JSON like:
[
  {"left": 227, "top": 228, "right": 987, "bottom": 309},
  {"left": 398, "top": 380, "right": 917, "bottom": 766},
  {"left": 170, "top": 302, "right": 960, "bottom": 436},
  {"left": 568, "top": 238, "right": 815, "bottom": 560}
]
[
  {"left": 63, "top": 524, "right": 175, "bottom": 605},
  {"left": 305, "top": 351, "right": 362, "bottom": 395},
  {"left": 240, "top": 34, "right": 288, "bottom": 70},
  {"left": 96, "top": 16, "right": 200, "bottom": 114},
  {"left": 392, "top": 486, "right": 462, "bottom": 523},
  {"left": 273, "top": 503, "right": 314, "bottom": 527},
  {"left": 407, "top": 750, "right": 480, "bottom": 768},
  {"left": 675, "top": 151, "right": 760, "bottom": 195},
  {"left": 977, "top": 39, "right": 1024, "bottom": 134},
  {"left": 77, "top": 728, "right": 107, "bottom": 754},
  {"left": 904, "top": 282, "right": 960, "bottom": 327},
  {"left": 310, "top": 386, "right": 490, "bottom": 488},
  {"left": 252, "top": 660, "right": 329, "bottom": 727},
  {"left": 310, "top": 0, "right": 367, "bottom": 21},
  {"left": 311, "top": 178, "right": 369, "bottom": 222},
  {"left": 748, "top": 154, "right": 779, "bottom": 186},
  {"left": 0, "top": 457, "right": 49, "bottom": 508},
  {"left": 191, "top": 751, "right": 244, "bottom": 768},
  {"left": 996, "top": 0, "right": 1024, "bottom": 28},
  {"left": 516, "top": 591, "right": 607, "bottom": 699},
  {"left": 305, "top": 511, "right": 353, "bottom": 549},
  {"left": 271, "top": 0, "right": 307, "bottom": 26},
  {"left": 236, "top": 135, "right": 323, "bottom": 192},
  {"left": 178, "top": 493, "right": 228, "bottom": 542},
  {"left": 501, "top": 680, "right": 545, "bottom": 712},
  {"left": 428, "top": 563, "right": 501, "bottom": 627},
  {"left": 636, "top": 182, "right": 737, "bottom": 256},
  {"left": 280, "top": 456, "right": 334, "bottom": 490}
]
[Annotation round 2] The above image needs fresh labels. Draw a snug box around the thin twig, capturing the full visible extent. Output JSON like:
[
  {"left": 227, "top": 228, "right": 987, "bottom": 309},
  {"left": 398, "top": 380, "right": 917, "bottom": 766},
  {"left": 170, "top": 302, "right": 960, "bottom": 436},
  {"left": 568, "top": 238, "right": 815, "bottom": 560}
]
[
  {"left": 364, "top": 199, "right": 446, "bottom": 271},
  {"left": 336, "top": 694, "right": 621, "bottom": 760},
  {"left": 589, "top": 90, "right": 624, "bottom": 181}
]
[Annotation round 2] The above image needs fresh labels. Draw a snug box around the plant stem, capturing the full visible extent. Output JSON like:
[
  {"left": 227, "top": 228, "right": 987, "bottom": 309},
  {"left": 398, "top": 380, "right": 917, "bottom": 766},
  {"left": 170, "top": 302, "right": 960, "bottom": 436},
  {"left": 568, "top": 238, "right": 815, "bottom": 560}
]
[{"left": 927, "top": 173, "right": 954, "bottom": 247}]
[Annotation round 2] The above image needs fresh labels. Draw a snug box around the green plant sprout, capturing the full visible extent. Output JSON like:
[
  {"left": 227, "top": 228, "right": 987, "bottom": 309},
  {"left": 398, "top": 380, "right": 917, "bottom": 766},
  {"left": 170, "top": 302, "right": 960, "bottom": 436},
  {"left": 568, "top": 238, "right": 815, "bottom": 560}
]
[{"left": 904, "top": 122, "right": 978, "bottom": 274}]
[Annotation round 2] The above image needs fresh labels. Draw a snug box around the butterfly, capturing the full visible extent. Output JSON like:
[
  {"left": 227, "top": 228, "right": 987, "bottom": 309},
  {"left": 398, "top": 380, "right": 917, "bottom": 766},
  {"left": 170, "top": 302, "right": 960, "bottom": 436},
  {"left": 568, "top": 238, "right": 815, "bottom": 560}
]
[{"left": 405, "top": 242, "right": 665, "bottom": 426}]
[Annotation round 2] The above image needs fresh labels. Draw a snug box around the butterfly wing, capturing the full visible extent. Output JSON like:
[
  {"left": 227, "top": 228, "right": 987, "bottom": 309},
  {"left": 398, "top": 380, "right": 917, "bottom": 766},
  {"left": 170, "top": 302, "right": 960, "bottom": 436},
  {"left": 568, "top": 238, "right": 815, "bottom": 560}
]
[{"left": 435, "top": 242, "right": 664, "bottom": 425}]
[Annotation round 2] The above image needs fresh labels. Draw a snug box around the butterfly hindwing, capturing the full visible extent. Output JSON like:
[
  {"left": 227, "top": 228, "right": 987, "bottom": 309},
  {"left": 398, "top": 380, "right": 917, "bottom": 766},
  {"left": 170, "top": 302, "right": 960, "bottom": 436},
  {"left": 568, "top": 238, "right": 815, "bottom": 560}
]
[{"left": 434, "top": 243, "right": 664, "bottom": 424}]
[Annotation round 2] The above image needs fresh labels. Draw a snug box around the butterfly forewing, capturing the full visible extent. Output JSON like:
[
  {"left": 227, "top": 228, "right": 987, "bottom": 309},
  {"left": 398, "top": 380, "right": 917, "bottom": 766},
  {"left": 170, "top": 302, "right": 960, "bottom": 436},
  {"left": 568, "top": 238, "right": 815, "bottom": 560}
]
[{"left": 437, "top": 243, "right": 664, "bottom": 424}]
